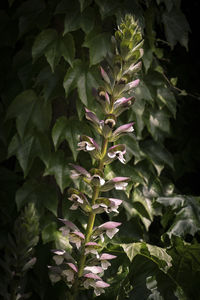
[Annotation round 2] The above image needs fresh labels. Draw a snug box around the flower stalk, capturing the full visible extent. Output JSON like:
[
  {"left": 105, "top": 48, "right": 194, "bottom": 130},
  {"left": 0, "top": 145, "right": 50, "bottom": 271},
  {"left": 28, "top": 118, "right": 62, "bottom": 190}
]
[{"left": 49, "top": 14, "right": 143, "bottom": 299}]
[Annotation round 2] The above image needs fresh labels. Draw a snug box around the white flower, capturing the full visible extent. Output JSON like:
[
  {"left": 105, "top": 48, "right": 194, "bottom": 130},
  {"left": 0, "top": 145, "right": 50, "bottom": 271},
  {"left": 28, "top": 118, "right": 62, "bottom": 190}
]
[
  {"left": 114, "top": 181, "right": 128, "bottom": 190},
  {"left": 77, "top": 141, "right": 95, "bottom": 151}
]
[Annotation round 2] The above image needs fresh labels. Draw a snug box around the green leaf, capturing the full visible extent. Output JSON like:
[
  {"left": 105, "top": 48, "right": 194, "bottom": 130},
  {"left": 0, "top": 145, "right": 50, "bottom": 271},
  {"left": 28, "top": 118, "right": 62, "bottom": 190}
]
[
  {"left": 32, "top": 29, "right": 58, "bottom": 62},
  {"left": 120, "top": 242, "right": 172, "bottom": 272},
  {"left": 15, "top": 179, "right": 58, "bottom": 216},
  {"left": 6, "top": 90, "right": 51, "bottom": 138},
  {"left": 80, "top": 7, "right": 95, "bottom": 33},
  {"left": 45, "top": 39, "right": 61, "bottom": 73},
  {"left": 36, "top": 66, "right": 65, "bottom": 101},
  {"left": 83, "top": 32, "right": 112, "bottom": 65},
  {"left": 65, "top": 118, "right": 91, "bottom": 161},
  {"left": 63, "top": 60, "right": 100, "bottom": 106},
  {"left": 64, "top": 10, "right": 81, "bottom": 35},
  {"left": 8, "top": 132, "right": 51, "bottom": 177},
  {"left": 146, "top": 108, "right": 171, "bottom": 141},
  {"left": 42, "top": 222, "right": 57, "bottom": 244},
  {"left": 168, "top": 239, "right": 200, "bottom": 299},
  {"left": 157, "top": 87, "right": 176, "bottom": 117},
  {"left": 95, "top": 0, "right": 120, "bottom": 18},
  {"left": 134, "top": 80, "right": 153, "bottom": 104},
  {"left": 60, "top": 33, "right": 75, "bottom": 67},
  {"left": 52, "top": 116, "right": 68, "bottom": 151},
  {"left": 52, "top": 116, "right": 91, "bottom": 161},
  {"left": 156, "top": 195, "right": 200, "bottom": 238},
  {"left": 44, "top": 150, "right": 71, "bottom": 193},
  {"left": 162, "top": 8, "right": 190, "bottom": 50},
  {"left": 79, "top": 0, "right": 93, "bottom": 12},
  {"left": 140, "top": 139, "right": 174, "bottom": 175}
]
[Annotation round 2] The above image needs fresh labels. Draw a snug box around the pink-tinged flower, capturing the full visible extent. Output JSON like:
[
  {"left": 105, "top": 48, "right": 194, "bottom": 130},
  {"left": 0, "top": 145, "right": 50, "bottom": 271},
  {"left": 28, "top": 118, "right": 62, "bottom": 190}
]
[
  {"left": 68, "top": 192, "right": 91, "bottom": 212},
  {"left": 58, "top": 219, "right": 79, "bottom": 236},
  {"left": 123, "top": 79, "right": 140, "bottom": 92},
  {"left": 83, "top": 273, "right": 102, "bottom": 290},
  {"left": 99, "top": 253, "right": 117, "bottom": 270},
  {"left": 111, "top": 122, "right": 134, "bottom": 141},
  {"left": 93, "top": 197, "right": 122, "bottom": 214},
  {"left": 100, "top": 66, "right": 111, "bottom": 84},
  {"left": 112, "top": 177, "right": 130, "bottom": 190},
  {"left": 51, "top": 249, "right": 75, "bottom": 266},
  {"left": 107, "top": 144, "right": 126, "bottom": 164},
  {"left": 85, "top": 108, "right": 104, "bottom": 134},
  {"left": 113, "top": 96, "right": 135, "bottom": 116},
  {"left": 69, "top": 164, "right": 91, "bottom": 179},
  {"left": 85, "top": 242, "right": 101, "bottom": 256},
  {"left": 100, "top": 177, "right": 130, "bottom": 192},
  {"left": 84, "top": 266, "right": 103, "bottom": 274},
  {"left": 93, "top": 280, "right": 110, "bottom": 296},
  {"left": 69, "top": 231, "right": 85, "bottom": 249},
  {"left": 123, "top": 61, "right": 142, "bottom": 75},
  {"left": 93, "top": 221, "right": 121, "bottom": 242},
  {"left": 63, "top": 263, "right": 78, "bottom": 283},
  {"left": 77, "top": 136, "right": 99, "bottom": 152}
]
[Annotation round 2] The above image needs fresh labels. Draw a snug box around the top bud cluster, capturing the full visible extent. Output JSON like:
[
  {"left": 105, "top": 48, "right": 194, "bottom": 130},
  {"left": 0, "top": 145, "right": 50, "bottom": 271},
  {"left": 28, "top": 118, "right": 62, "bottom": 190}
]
[{"left": 49, "top": 15, "right": 144, "bottom": 298}]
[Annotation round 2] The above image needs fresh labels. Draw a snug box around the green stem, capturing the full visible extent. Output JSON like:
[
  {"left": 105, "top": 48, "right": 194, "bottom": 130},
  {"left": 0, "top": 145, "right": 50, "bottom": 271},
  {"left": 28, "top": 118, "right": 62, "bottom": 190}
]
[{"left": 71, "top": 138, "right": 108, "bottom": 299}]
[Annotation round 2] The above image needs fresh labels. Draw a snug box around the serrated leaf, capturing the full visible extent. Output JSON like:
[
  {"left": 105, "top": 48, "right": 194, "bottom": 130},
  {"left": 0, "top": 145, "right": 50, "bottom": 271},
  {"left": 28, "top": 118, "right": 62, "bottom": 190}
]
[
  {"left": 156, "top": 195, "right": 200, "bottom": 238},
  {"left": 32, "top": 29, "right": 58, "bottom": 62},
  {"left": 120, "top": 242, "right": 172, "bottom": 272},
  {"left": 44, "top": 150, "right": 71, "bottom": 193},
  {"left": 83, "top": 32, "right": 112, "bottom": 65}
]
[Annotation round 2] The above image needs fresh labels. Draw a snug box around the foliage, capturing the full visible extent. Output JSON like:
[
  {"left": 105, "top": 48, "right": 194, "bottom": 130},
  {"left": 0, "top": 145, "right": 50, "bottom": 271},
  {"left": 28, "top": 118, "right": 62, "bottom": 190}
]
[{"left": 0, "top": 0, "right": 199, "bottom": 299}]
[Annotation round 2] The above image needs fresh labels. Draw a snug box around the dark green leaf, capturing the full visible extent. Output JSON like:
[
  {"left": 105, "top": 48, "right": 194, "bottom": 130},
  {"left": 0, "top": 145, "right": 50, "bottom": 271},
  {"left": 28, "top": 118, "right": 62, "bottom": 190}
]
[
  {"left": 32, "top": 29, "right": 58, "bottom": 62},
  {"left": 79, "top": 0, "right": 93, "bottom": 12},
  {"left": 140, "top": 139, "right": 174, "bottom": 175},
  {"left": 156, "top": 195, "right": 200, "bottom": 238},
  {"left": 80, "top": 7, "right": 95, "bottom": 33},
  {"left": 157, "top": 87, "right": 176, "bottom": 117},
  {"left": 162, "top": 8, "right": 190, "bottom": 50},
  {"left": 44, "top": 150, "right": 71, "bottom": 193},
  {"left": 60, "top": 33, "right": 75, "bottom": 67},
  {"left": 52, "top": 116, "right": 68, "bottom": 151},
  {"left": 83, "top": 32, "right": 112, "bottom": 65},
  {"left": 8, "top": 132, "right": 51, "bottom": 177},
  {"left": 15, "top": 179, "right": 58, "bottom": 216},
  {"left": 64, "top": 10, "right": 81, "bottom": 34}
]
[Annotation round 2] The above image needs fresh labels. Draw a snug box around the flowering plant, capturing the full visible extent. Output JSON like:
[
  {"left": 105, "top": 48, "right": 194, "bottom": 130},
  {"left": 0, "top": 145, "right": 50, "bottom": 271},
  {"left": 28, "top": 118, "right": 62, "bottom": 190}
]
[{"left": 49, "top": 15, "right": 143, "bottom": 299}]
